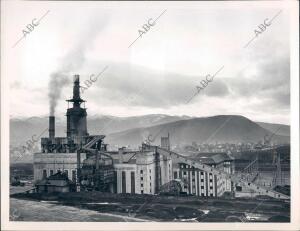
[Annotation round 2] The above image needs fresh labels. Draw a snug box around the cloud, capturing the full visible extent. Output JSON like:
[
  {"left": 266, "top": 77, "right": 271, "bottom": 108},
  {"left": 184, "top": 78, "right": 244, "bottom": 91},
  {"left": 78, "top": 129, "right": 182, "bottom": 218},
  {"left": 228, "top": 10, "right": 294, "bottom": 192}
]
[
  {"left": 82, "top": 61, "right": 233, "bottom": 108},
  {"left": 203, "top": 80, "right": 230, "bottom": 97},
  {"left": 83, "top": 47, "right": 289, "bottom": 111},
  {"left": 48, "top": 13, "right": 110, "bottom": 116},
  {"left": 7, "top": 2, "right": 291, "bottom": 125},
  {"left": 85, "top": 62, "right": 193, "bottom": 107},
  {"left": 224, "top": 41, "right": 290, "bottom": 109}
]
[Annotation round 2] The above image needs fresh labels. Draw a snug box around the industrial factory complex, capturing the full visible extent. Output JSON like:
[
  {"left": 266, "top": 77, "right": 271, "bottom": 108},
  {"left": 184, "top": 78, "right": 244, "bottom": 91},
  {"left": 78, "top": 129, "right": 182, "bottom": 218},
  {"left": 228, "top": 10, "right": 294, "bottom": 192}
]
[{"left": 33, "top": 75, "right": 290, "bottom": 200}]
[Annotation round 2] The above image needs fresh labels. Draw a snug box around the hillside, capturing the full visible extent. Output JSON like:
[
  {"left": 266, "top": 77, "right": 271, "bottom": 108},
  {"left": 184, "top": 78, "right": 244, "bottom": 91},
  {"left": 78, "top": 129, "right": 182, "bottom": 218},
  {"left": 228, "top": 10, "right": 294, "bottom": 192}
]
[
  {"left": 256, "top": 122, "right": 290, "bottom": 137},
  {"left": 105, "top": 115, "right": 290, "bottom": 147},
  {"left": 9, "top": 114, "right": 192, "bottom": 146},
  {"left": 9, "top": 114, "right": 290, "bottom": 162}
]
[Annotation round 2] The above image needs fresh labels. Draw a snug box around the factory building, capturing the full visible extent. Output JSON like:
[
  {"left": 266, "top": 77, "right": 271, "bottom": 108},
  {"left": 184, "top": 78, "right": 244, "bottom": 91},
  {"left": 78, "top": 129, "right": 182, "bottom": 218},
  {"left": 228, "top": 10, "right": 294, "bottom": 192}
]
[
  {"left": 112, "top": 148, "right": 172, "bottom": 194},
  {"left": 34, "top": 152, "right": 85, "bottom": 182},
  {"left": 33, "top": 75, "right": 230, "bottom": 197},
  {"left": 34, "top": 75, "right": 112, "bottom": 190},
  {"left": 173, "top": 153, "right": 234, "bottom": 197},
  {"left": 33, "top": 74, "right": 290, "bottom": 200},
  {"left": 33, "top": 75, "right": 172, "bottom": 195}
]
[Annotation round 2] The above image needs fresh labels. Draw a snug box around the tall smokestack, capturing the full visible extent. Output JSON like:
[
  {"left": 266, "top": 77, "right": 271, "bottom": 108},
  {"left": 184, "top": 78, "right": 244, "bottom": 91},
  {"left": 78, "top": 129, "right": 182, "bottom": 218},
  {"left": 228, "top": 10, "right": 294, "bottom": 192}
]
[
  {"left": 49, "top": 116, "right": 55, "bottom": 139},
  {"left": 73, "top": 75, "right": 81, "bottom": 103},
  {"left": 66, "top": 74, "right": 88, "bottom": 138}
]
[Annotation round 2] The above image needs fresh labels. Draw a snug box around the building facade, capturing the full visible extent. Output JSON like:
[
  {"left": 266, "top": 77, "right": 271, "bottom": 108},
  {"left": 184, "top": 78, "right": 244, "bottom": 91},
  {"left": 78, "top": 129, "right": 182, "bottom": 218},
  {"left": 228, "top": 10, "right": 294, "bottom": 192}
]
[
  {"left": 113, "top": 150, "right": 172, "bottom": 195},
  {"left": 34, "top": 152, "right": 86, "bottom": 183},
  {"left": 173, "top": 153, "right": 234, "bottom": 197}
]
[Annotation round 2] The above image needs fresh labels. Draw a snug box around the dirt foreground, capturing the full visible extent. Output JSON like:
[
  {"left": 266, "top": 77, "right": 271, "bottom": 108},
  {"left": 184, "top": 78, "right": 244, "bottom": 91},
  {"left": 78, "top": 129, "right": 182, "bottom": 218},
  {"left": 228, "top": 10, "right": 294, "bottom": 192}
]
[{"left": 11, "top": 191, "right": 290, "bottom": 222}]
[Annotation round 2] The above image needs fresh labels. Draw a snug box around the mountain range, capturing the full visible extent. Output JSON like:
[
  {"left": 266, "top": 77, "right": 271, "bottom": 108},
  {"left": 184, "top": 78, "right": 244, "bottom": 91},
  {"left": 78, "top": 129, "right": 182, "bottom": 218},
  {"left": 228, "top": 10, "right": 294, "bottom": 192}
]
[
  {"left": 105, "top": 115, "right": 290, "bottom": 147},
  {"left": 10, "top": 114, "right": 290, "bottom": 149}
]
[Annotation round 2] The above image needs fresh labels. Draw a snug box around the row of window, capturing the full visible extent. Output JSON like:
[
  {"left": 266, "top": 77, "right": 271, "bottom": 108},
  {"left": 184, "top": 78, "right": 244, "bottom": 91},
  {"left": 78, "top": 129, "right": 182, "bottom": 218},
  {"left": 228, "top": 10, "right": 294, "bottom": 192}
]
[
  {"left": 121, "top": 170, "right": 154, "bottom": 194},
  {"left": 185, "top": 185, "right": 214, "bottom": 190},
  {"left": 181, "top": 171, "right": 213, "bottom": 176},
  {"left": 139, "top": 168, "right": 153, "bottom": 193},
  {"left": 178, "top": 173, "right": 214, "bottom": 182}
]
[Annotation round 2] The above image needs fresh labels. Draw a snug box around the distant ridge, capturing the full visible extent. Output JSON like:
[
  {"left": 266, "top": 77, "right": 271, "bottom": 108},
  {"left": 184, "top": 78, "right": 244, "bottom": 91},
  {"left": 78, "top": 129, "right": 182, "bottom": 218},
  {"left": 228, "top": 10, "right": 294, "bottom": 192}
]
[
  {"left": 256, "top": 122, "right": 290, "bottom": 137},
  {"left": 105, "top": 115, "right": 290, "bottom": 147},
  {"left": 10, "top": 114, "right": 289, "bottom": 148},
  {"left": 9, "top": 114, "right": 192, "bottom": 146}
]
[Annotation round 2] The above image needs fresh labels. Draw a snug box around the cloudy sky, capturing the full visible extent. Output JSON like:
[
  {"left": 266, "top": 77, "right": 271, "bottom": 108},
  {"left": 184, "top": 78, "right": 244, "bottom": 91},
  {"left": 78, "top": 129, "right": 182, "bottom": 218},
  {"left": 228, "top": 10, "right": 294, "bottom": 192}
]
[{"left": 2, "top": 1, "right": 294, "bottom": 124}]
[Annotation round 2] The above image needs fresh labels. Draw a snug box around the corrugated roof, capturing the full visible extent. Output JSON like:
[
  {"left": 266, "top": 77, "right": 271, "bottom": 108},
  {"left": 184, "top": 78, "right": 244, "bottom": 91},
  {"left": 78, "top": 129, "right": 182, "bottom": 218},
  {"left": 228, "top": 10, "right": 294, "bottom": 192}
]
[
  {"left": 189, "top": 152, "right": 233, "bottom": 164},
  {"left": 211, "top": 153, "right": 233, "bottom": 164}
]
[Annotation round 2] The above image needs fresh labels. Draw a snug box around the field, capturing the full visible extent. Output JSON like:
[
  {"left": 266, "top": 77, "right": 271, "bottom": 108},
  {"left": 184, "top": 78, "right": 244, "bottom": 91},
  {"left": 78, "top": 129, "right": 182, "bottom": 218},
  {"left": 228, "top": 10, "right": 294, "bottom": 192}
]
[{"left": 11, "top": 190, "right": 290, "bottom": 222}]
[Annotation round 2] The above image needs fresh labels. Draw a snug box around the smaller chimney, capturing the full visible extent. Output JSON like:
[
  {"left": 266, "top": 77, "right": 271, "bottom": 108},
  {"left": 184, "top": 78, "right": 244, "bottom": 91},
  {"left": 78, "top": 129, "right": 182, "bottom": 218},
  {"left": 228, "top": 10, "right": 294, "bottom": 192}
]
[
  {"left": 118, "top": 147, "right": 124, "bottom": 164},
  {"left": 161, "top": 133, "right": 170, "bottom": 150},
  {"left": 49, "top": 116, "right": 55, "bottom": 139}
]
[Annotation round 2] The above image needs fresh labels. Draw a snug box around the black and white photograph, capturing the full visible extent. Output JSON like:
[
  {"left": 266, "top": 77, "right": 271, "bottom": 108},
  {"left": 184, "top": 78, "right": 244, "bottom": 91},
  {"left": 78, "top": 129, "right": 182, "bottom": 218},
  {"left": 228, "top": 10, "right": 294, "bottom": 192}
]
[{"left": 1, "top": 0, "right": 299, "bottom": 230}]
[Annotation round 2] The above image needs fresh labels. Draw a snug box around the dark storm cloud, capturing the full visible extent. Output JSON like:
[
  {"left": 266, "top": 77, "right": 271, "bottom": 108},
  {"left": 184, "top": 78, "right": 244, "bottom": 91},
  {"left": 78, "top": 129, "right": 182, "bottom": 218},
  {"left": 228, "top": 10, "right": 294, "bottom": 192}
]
[
  {"left": 86, "top": 62, "right": 231, "bottom": 108},
  {"left": 84, "top": 37, "right": 289, "bottom": 110},
  {"left": 227, "top": 50, "right": 290, "bottom": 107},
  {"left": 86, "top": 49, "right": 289, "bottom": 110}
]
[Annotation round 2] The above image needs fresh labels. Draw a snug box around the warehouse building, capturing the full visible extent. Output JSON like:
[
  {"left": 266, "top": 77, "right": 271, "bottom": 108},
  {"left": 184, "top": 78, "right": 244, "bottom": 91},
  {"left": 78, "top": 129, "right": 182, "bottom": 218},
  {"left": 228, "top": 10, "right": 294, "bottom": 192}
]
[{"left": 173, "top": 153, "right": 234, "bottom": 197}]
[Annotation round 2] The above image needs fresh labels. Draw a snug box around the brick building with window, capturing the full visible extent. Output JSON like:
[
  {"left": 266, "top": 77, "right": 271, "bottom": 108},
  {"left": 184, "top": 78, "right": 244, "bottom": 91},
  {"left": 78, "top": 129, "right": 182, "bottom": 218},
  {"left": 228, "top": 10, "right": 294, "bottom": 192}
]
[{"left": 173, "top": 152, "right": 234, "bottom": 197}]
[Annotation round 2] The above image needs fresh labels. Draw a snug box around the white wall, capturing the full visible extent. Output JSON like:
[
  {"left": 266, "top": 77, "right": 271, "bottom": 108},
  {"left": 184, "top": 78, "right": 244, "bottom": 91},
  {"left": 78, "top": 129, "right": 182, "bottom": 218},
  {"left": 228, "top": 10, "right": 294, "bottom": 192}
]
[{"left": 33, "top": 152, "right": 86, "bottom": 181}]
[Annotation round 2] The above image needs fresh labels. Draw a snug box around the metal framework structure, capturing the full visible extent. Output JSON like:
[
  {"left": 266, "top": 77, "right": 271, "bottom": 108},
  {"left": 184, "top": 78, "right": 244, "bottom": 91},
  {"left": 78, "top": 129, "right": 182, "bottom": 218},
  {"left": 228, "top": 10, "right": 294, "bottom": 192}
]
[
  {"left": 76, "top": 135, "right": 114, "bottom": 191},
  {"left": 272, "top": 150, "right": 282, "bottom": 186},
  {"left": 143, "top": 144, "right": 290, "bottom": 200},
  {"left": 240, "top": 157, "right": 259, "bottom": 183}
]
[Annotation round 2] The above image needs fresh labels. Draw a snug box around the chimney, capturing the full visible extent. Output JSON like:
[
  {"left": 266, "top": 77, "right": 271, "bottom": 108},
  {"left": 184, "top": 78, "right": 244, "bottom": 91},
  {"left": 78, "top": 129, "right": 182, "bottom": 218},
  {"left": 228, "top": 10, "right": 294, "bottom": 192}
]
[
  {"left": 73, "top": 74, "right": 81, "bottom": 104},
  {"left": 161, "top": 133, "right": 170, "bottom": 150},
  {"left": 49, "top": 116, "right": 55, "bottom": 139}
]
